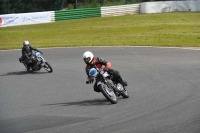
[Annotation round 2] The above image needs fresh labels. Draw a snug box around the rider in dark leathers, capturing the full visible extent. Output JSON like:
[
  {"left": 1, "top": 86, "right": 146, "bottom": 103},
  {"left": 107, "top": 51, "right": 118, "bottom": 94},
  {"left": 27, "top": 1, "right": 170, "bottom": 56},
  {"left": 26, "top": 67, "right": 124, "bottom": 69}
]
[
  {"left": 82, "top": 51, "right": 127, "bottom": 92},
  {"left": 19, "top": 41, "right": 42, "bottom": 71}
]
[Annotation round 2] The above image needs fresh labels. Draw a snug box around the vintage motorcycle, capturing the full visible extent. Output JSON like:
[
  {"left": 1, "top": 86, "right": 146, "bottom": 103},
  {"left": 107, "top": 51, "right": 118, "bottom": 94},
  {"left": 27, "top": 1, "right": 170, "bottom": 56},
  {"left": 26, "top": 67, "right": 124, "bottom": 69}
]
[
  {"left": 19, "top": 51, "right": 53, "bottom": 73},
  {"left": 87, "top": 68, "right": 129, "bottom": 104}
]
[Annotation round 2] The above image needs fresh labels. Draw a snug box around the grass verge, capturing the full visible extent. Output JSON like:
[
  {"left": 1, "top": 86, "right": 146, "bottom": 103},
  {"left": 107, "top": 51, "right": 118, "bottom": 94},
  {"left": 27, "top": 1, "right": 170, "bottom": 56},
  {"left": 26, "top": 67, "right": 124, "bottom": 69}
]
[{"left": 0, "top": 12, "right": 200, "bottom": 50}]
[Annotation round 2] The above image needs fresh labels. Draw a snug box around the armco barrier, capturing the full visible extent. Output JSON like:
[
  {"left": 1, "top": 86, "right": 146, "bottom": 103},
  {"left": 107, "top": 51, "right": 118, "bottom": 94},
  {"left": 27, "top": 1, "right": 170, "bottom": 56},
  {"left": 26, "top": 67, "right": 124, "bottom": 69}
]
[
  {"left": 55, "top": 8, "right": 101, "bottom": 21},
  {"left": 51, "top": 11, "right": 55, "bottom": 22},
  {"left": 140, "top": 1, "right": 200, "bottom": 13},
  {"left": 101, "top": 4, "right": 141, "bottom": 17}
]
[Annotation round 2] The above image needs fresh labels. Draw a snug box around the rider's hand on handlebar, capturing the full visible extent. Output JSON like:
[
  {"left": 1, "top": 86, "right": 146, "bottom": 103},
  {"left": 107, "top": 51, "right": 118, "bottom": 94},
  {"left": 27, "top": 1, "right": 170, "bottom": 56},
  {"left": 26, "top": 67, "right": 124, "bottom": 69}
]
[
  {"left": 90, "top": 78, "right": 94, "bottom": 83},
  {"left": 86, "top": 77, "right": 94, "bottom": 84}
]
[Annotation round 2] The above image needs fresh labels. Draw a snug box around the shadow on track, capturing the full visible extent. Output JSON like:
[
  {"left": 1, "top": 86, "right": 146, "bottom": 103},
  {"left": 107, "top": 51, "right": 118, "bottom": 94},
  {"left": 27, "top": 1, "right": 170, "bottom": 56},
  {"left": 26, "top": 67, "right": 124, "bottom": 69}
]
[
  {"left": 0, "top": 71, "right": 49, "bottom": 76},
  {"left": 41, "top": 99, "right": 112, "bottom": 106}
]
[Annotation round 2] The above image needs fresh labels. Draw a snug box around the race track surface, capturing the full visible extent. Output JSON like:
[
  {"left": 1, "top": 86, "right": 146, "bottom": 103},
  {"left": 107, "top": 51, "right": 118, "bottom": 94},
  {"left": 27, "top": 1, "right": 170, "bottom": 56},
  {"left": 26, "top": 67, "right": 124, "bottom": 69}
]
[{"left": 0, "top": 47, "right": 200, "bottom": 133}]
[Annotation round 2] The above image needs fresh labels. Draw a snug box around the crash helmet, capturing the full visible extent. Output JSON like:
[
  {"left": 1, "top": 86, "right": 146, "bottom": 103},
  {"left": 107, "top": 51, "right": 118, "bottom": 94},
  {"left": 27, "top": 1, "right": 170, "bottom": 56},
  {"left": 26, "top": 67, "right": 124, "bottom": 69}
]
[
  {"left": 23, "top": 40, "right": 30, "bottom": 49},
  {"left": 82, "top": 51, "right": 94, "bottom": 64}
]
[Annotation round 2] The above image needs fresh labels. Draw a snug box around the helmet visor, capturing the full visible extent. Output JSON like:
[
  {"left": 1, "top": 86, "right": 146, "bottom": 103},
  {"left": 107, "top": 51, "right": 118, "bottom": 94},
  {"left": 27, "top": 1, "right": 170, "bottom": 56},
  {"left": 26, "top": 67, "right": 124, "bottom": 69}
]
[
  {"left": 24, "top": 45, "right": 29, "bottom": 49},
  {"left": 84, "top": 57, "right": 90, "bottom": 64}
]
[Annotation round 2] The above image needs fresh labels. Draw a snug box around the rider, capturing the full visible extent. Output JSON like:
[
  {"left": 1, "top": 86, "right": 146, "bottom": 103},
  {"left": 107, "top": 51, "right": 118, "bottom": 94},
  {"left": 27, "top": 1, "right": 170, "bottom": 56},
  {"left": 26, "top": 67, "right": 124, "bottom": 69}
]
[
  {"left": 19, "top": 40, "right": 42, "bottom": 71},
  {"left": 82, "top": 51, "right": 127, "bottom": 92}
]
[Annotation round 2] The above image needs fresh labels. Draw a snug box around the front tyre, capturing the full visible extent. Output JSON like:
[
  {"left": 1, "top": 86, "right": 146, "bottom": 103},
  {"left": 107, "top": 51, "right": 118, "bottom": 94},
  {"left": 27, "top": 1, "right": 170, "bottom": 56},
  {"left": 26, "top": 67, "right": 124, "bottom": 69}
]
[
  {"left": 44, "top": 62, "right": 53, "bottom": 73},
  {"left": 99, "top": 84, "right": 117, "bottom": 104}
]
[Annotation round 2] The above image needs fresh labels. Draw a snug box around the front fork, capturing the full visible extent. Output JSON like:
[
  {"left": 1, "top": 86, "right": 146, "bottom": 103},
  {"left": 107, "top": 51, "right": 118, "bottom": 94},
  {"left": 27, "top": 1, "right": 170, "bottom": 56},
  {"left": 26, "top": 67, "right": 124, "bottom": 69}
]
[{"left": 105, "top": 79, "right": 121, "bottom": 97}]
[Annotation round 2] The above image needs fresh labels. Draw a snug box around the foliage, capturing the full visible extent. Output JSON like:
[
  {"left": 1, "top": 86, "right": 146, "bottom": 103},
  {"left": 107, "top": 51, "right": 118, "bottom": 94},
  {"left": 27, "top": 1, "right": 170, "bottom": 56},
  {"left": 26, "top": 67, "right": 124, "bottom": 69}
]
[
  {"left": 0, "top": 0, "right": 7, "bottom": 14},
  {"left": 0, "top": 0, "right": 154, "bottom": 14},
  {"left": 0, "top": 0, "right": 64, "bottom": 14}
]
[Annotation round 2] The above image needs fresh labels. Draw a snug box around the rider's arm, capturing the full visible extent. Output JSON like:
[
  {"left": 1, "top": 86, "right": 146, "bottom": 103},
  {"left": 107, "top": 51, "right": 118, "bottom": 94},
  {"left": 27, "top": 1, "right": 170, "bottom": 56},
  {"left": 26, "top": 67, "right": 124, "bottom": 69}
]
[
  {"left": 85, "top": 66, "right": 90, "bottom": 77},
  {"left": 30, "top": 45, "right": 39, "bottom": 52},
  {"left": 85, "top": 66, "right": 92, "bottom": 82},
  {"left": 22, "top": 49, "right": 30, "bottom": 59},
  {"left": 22, "top": 49, "right": 24, "bottom": 58},
  {"left": 97, "top": 57, "right": 112, "bottom": 68}
]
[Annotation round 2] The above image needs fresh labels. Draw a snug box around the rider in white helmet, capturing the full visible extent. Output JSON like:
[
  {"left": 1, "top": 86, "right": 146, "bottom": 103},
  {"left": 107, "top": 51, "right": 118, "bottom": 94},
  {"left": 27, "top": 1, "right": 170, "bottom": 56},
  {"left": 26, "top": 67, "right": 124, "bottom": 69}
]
[
  {"left": 83, "top": 51, "right": 127, "bottom": 92},
  {"left": 19, "top": 40, "right": 42, "bottom": 71}
]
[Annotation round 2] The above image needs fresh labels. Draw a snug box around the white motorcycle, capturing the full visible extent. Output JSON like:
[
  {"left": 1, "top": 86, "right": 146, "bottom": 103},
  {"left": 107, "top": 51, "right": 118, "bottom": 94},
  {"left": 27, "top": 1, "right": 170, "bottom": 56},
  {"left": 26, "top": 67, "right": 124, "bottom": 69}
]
[
  {"left": 19, "top": 51, "right": 53, "bottom": 73},
  {"left": 87, "top": 68, "right": 129, "bottom": 104}
]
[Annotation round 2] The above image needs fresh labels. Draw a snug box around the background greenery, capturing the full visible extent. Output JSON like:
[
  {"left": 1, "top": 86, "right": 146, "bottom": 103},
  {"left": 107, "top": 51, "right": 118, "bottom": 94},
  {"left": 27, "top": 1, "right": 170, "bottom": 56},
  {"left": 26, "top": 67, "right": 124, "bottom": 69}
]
[
  {"left": 0, "top": 12, "right": 200, "bottom": 50},
  {"left": 0, "top": 0, "right": 162, "bottom": 14}
]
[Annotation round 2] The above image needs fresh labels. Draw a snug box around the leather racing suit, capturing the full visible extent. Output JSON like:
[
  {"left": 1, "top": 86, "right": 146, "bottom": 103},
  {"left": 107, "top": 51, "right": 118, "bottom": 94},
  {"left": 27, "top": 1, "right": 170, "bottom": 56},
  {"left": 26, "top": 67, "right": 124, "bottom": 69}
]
[{"left": 20, "top": 45, "right": 40, "bottom": 70}]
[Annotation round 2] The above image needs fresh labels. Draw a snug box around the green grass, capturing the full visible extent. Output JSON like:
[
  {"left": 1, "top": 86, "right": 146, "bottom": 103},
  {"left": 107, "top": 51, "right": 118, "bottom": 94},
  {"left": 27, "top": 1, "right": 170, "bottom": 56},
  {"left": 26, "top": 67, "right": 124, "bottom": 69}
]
[{"left": 0, "top": 12, "right": 200, "bottom": 50}]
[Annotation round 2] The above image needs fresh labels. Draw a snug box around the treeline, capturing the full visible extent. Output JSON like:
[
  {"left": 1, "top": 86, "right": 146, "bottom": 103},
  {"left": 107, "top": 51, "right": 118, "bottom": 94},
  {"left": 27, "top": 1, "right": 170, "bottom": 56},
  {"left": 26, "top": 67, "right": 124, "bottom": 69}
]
[
  {"left": 0, "top": 0, "right": 162, "bottom": 15},
  {"left": 0, "top": 0, "right": 68, "bottom": 14}
]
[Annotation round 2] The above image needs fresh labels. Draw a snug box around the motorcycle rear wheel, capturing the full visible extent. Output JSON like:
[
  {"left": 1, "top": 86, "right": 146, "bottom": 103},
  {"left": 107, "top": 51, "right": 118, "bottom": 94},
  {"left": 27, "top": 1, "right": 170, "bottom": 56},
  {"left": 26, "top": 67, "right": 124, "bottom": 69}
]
[
  {"left": 99, "top": 84, "right": 117, "bottom": 104},
  {"left": 120, "top": 87, "right": 129, "bottom": 98}
]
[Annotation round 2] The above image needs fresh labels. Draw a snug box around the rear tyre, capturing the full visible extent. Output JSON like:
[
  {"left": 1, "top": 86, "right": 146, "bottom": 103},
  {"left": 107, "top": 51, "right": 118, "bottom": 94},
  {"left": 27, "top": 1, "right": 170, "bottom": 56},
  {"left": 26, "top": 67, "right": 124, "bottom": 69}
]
[
  {"left": 99, "top": 83, "right": 117, "bottom": 104},
  {"left": 121, "top": 87, "right": 129, "bottom": 98}
]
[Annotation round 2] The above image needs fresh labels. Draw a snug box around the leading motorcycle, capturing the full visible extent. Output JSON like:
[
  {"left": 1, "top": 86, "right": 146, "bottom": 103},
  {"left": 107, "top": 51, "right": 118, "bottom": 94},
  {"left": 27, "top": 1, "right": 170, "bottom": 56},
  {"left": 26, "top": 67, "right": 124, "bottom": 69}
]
[
  {"left": 19, "top": 51, "right": 53, "bottom": 73},
  {"left": 87, "top": 68, "right": 129, "bottom": 104}
]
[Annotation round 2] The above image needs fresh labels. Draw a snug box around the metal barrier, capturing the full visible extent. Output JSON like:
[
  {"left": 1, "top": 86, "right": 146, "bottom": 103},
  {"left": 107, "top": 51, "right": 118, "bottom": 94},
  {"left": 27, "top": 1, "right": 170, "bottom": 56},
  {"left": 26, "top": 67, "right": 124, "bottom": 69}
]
[
  {"left": 55, "top": 8, "right": 101, "bottom": 21},
  {"left": 101, "top": 4, "right": 141, "bottom": 17}
]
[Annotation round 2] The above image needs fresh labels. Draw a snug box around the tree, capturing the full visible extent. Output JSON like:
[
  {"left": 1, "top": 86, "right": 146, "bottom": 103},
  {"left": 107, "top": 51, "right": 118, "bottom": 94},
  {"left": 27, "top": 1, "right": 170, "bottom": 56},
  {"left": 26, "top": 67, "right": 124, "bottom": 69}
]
[
  {"left": 0, "top": 0, "right": 65, "bottom": 14},
  {"left": 0, "top": 0, "right": 8, "bottom": 14}
]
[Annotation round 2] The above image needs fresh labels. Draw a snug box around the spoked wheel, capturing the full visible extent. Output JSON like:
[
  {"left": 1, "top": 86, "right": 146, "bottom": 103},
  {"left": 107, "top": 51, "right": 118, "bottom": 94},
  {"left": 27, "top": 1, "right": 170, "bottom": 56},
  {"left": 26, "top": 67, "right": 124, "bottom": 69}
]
[
  {"left": 99, "top": 84, "right": 117, "bottom": 104},
  {"left": 44, "top": 62, "right": 53, "bottom": 73}
]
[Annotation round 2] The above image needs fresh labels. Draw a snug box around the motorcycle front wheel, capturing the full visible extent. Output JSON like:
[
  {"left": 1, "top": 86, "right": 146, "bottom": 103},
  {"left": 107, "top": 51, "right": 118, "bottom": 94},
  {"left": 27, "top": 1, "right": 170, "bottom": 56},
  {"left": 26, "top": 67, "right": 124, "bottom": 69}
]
[
  {"left": 44, "top": 62, "right": 53, "bottom": 73},
  {"left": 99, "top": 83, "right": 117, "bottom": 104}
]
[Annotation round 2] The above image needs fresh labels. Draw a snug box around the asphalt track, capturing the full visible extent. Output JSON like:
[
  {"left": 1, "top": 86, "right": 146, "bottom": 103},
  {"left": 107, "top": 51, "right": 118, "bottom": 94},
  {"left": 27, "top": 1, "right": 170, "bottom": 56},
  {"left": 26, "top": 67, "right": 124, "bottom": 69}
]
[{"left": 0, "top": 47, "right": 200, "bottom": 133}]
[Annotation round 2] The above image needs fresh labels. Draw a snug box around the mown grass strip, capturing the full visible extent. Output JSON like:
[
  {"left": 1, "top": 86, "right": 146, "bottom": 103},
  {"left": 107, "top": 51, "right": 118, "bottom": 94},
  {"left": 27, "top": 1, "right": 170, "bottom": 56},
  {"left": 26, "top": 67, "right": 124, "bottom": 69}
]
[{"left": 0, "top": 12, "right": 200, "bottom": 50}]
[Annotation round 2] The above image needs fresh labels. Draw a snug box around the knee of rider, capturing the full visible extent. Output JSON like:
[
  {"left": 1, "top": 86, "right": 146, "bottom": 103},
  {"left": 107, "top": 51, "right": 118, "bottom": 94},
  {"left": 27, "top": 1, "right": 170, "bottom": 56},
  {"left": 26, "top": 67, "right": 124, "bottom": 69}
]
[{"left": 114, "top": 70, "right": 120, "bottom": 77}]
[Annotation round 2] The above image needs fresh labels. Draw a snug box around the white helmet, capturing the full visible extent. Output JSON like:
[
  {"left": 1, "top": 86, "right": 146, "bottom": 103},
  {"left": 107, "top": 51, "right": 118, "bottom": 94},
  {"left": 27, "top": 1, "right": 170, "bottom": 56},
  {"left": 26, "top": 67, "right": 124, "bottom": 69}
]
[
  {"left": 23, "top": 40, "right": 30, "bottom": 46},
  {"left": 82, "top": 51, "right": 94, "bottom": 64},
  {"left": 23, "top": 40, "right": 30, "bottom": 49}
]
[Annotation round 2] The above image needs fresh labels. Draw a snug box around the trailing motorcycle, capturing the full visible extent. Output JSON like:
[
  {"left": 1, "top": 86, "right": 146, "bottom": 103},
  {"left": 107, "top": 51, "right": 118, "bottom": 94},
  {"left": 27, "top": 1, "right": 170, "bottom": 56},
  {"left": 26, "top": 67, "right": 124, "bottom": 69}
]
[
  {"left": 19, "top": 51, "right": 53, "bottom": 73},
  {"left": 87, "top": 68, "right": 129, "bottom": 104}
]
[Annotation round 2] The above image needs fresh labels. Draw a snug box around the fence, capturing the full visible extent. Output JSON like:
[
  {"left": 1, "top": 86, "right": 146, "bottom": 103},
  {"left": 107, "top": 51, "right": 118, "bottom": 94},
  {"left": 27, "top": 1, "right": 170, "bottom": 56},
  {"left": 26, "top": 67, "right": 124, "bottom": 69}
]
[
  {"left": 101, "top": 4, "right": 140, "bottom": 17},
  {"left": 55, "top": 8, "right": 101, "bottom": 21}
]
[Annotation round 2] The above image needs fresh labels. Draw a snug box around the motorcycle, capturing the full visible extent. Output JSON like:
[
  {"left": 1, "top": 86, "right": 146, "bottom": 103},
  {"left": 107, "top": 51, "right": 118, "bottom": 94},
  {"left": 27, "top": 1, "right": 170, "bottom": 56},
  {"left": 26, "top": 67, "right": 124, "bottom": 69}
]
[
  {"left": 87, "top": 68, "right": 129, "bottom": 104},
  {"left": 19, "top": 51, "right": 53, "bottom": 73}
]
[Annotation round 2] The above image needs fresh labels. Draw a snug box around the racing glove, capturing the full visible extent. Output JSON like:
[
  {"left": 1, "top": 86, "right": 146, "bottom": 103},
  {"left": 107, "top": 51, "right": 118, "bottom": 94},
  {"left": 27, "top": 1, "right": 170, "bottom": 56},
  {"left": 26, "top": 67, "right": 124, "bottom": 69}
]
[
  {"left": 90, "top": 77, "right": 94, "bottom": 83},
  {"left": 86, "top": 77, "right": 94, "bottom": 84}
]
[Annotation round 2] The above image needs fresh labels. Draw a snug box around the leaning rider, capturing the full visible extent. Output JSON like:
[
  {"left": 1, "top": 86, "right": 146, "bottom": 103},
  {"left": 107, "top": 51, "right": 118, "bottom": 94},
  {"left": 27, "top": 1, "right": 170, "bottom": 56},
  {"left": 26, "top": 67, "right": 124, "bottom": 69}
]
[
  {"left": 82, "top": 51, "right": 127, "bottom": 92},
  {"left": 19, "top": 40, "right": 42, "bottom": 71}
]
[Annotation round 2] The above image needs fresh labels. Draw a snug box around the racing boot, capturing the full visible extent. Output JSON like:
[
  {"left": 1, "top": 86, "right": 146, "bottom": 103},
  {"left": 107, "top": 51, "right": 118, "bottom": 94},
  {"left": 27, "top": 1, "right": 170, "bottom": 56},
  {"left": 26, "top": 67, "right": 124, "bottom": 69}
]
[
  {"left": 118, "top": 77, "right": 128, "bottom": 86},
  {"left": 27, "top": 66, "right": 31, "bottom": 72},
  {"left": 27, "top": 64, "right": 32, "bottom": 72}
]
